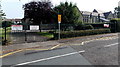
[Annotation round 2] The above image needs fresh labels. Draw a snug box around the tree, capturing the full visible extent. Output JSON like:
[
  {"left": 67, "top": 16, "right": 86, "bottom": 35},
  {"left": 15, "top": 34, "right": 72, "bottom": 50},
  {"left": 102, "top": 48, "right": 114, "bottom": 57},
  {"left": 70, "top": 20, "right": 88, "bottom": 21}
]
[
  {"left": 53, "top": 2, "right": 83, "bottom": 25},
  {"left": 23, "top": 0, "right": 54, "bottom": 25},
  {"left": 2, "top": 21, "right": 13, "bottom": 28},
  {"left": 0, "top": 2, "right": 5, "bottom": 19},
  {"left": 114, "top": 6, "right": 120, "bottom": 18},
  {"left": 0, "top": 1, "right": 5, "bottom": 27}
]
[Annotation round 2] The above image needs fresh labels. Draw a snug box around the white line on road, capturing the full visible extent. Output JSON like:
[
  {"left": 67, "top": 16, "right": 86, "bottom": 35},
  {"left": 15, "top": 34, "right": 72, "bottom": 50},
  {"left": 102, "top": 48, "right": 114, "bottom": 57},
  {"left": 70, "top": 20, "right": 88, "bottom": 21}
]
[
  {"left": 12, "top": 50, "right": 85, "bottom": 66},
  {"left": 104, "top": 43, "right": 118, "bottom": 47}
]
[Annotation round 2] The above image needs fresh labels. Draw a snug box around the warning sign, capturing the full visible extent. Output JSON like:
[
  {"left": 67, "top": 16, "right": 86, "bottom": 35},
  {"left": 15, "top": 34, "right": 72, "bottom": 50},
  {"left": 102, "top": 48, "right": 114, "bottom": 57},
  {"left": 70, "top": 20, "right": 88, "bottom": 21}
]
[
  {"left": 58, "top": 15, "right": 61, "bottom": 23},
  {"left": 30, "top": 25, "right": 39, "bottom": 30},
  {"left": 104, "top": 24, "right": 109, "bottom": 28},
  {"left": 11, "top": 25, "right": 23, "bottom": 30}
]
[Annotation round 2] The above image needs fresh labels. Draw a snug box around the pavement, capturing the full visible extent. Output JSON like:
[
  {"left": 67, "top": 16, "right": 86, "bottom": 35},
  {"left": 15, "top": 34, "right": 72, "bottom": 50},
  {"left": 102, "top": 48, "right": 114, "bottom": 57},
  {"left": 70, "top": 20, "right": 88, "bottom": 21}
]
[{"left": 0, "top": 33, "right": 118, "bottom": 54}]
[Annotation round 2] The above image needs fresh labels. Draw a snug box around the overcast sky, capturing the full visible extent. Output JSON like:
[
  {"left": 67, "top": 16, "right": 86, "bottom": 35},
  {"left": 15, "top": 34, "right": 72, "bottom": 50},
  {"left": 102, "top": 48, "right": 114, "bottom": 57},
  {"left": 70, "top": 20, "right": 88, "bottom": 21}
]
[{"left": 1, "top": 0, "right": 120, "bottom": 19}]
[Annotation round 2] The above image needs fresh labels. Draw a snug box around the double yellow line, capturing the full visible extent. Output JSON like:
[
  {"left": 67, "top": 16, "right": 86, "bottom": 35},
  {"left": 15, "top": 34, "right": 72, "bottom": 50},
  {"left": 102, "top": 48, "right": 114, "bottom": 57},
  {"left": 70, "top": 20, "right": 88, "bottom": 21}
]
[
  {"left": 0, "top": 45, "right": 61, "bottom": 58},
  {"left": 0, "top": 50, "right": 23, "bottom": 58},
  {"left": 0, "top": 35, "right": 117, "bottom": 58}
]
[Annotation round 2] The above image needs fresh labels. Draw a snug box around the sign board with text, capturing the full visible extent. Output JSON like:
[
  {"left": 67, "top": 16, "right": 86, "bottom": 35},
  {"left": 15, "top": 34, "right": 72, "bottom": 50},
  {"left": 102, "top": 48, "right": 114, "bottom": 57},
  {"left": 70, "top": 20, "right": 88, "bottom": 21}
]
[
  {"left": 104, "top": 24, "right": 109, "bottom": 28},
  {"left": 11, "top": 25, "right": 23, "bottom": 30},
  {"left": 30, "top": 25, "right": 39, "bottom": 30},
  {"left": 58, "top": 15, "right": 61, "bottom": 23}
]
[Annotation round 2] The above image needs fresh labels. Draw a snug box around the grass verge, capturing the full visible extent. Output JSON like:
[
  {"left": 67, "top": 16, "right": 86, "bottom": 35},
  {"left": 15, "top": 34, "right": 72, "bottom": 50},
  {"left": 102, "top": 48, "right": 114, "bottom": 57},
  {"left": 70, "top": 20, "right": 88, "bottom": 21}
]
[{"left": 37, "top": 32, "right": 54, "bottom": 38}]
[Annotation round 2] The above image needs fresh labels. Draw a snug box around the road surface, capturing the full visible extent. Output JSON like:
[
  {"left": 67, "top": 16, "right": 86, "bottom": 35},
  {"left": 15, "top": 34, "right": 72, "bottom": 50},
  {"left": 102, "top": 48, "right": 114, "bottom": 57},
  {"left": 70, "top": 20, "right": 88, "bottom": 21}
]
[
  {"left": 1, "top": 34, "right": 119, "bottom": 67},
  {"left": 70, "top": 37, "right": 118, "bottom": 65}
]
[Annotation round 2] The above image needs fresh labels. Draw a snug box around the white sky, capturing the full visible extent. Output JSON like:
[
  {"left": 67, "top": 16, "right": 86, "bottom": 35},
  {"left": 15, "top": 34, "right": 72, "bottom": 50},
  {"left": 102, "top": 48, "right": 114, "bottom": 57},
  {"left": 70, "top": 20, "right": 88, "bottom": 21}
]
[{"left": 1, "top": 0, "right": 120, "bottom": 19}]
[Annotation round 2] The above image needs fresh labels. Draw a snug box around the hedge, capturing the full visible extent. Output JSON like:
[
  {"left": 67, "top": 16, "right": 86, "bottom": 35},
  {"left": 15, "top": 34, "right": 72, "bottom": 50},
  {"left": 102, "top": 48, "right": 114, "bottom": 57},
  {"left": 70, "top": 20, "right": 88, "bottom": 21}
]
[
  {"left": 111, "top": 18, "right": 120, "bottom": 32},
  {"left": 54, "top": 29, "right": 111, "bottom": 39}
]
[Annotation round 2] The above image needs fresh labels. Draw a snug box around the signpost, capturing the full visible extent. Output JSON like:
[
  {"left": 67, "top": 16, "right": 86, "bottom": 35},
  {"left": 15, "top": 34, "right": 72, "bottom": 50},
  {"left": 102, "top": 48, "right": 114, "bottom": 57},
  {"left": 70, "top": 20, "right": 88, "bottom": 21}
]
[{"left": 58, "top": 15, "right": 61, "bottom": 39}]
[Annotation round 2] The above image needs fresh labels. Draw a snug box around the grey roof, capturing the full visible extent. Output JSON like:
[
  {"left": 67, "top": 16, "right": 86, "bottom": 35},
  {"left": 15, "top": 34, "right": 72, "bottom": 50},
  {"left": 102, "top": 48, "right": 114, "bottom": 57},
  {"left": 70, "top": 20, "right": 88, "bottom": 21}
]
[
  {"left": 81, "top": 11, "right": 91, "bottom": 15},
  {"left": 100, "top": 18, "right": 110, "bottom": 22},
  {"left": 103, "top": 11, "right": 112, "bottom": 18},
  {"left": 93, "top": 9, "right": 105, "bottom": 13},
  {"left": 81, "top": 11, "right": 105, "bottom": 17}
]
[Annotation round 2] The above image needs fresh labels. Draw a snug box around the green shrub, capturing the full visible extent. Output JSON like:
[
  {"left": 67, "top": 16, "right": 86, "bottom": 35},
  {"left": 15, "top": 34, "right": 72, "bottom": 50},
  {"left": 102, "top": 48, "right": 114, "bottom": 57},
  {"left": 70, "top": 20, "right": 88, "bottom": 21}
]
[
  {"left": 111, "top": 18, "right": 120, "bottom": 32},
  {"left": 54, "top": 29, "right": 111, "bottom": 39},
  {"left": 84, "top": 25, "right": 94, "bottom": 30},
  {"left": 75, "top": 24, "right": 94, "bottom": 30}
]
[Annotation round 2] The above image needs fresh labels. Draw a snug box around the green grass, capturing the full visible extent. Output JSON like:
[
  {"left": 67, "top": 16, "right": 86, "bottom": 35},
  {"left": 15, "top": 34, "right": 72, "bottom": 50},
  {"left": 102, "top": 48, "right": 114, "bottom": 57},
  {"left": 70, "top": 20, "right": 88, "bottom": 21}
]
[
  {"left": 37, "top": 32, "right": 54, "bottom": 38},
  {"left": 0, "top": 27, "right": 11, "bottom": 40}
]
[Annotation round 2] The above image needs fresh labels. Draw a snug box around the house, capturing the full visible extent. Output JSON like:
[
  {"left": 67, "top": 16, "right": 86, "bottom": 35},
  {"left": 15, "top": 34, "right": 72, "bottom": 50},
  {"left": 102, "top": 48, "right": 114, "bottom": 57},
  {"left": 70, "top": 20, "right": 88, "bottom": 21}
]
[
  {"left": 81, "top": 9, "right": 116, "bottom": 23},
  {"left": 93, "top": 9, "right": 115, "bottom": 20},
  {"left": 81, "top": 10, "right": 105, "bottom": 23},
  {"left": 103, "top": 11, "right": 114, "bottom": 20},
  {"left": 93, "top": 9, "right": 104, "bottom": 13},
  {"left": 5, "top": 19, "right": 22, "bottom": 24}
]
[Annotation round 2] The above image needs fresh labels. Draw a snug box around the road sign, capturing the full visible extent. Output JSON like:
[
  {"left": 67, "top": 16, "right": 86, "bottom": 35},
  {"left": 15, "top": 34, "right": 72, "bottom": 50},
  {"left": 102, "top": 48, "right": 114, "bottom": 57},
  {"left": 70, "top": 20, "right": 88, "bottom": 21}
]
[
  {"left": 30, "top": 25, "right": 39, "bottom": 30},
  {"left": 58, "top": 15, "right": 61, "bottom": 23},
  {"left": 104, "top": 24, "right": 109, "bottom": 28},
  {"left": 58, "top": 15, "right": 61, "bottom": 39},
  {"left": 11, "top": 25, "right": 23, "bottom": 30}
]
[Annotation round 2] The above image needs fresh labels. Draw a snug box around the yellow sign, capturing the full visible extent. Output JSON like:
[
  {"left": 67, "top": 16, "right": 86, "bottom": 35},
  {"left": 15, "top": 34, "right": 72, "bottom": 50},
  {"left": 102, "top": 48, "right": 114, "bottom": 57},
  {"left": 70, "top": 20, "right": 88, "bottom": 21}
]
[{"left": 58, "top": 15, "right": 61, "bottom": 22}]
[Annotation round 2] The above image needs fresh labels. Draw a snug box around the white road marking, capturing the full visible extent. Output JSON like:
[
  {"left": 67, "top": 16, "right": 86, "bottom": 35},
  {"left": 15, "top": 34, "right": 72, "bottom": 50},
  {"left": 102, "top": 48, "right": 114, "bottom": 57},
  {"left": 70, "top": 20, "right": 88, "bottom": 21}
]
[
  {"left": 104, "top": 43, "right": 118, "bottom": 47},
  {"left": 13, "top": 50, "right": 85, "bottom": 66}
]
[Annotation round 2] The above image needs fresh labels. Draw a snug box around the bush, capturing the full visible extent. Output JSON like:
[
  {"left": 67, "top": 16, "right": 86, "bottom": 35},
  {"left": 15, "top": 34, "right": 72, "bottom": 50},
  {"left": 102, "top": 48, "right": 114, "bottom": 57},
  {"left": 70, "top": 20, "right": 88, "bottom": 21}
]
[
  {"left": 84, "top": 25, "right": 94, "bottom": 30},
  {"left": 84, "top": 22, "right": 110, "bottom": 29},
  {"left": 75, "top": 24, "right": 94, "bottom": 30},
  {"left": 66, "top": 26, "right": 74, "bottom": 31},
  {"left": 111, "top": 18, "right": 120, "bottom": 32},
  {"left": 74, "top": 24, "right": 84, "bottom": 30},
  {"left": 49, "top": 31, "right": 55, "bottom": 34},
  {"left": 54, "top": 29, "right": 111, "bottom": 39}
]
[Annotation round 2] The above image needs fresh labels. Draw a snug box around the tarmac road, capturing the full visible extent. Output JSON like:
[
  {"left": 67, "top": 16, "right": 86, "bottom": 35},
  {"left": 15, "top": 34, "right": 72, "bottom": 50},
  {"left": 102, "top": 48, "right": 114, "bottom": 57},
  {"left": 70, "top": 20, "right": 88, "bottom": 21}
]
[
  {"left": 2, "top": 46, "right": 91, "bottom": 67},
  {"left": 70, "top": 37, "right": 118, "bottom": 65},
  {"left": 1, "top": 33, "right": 119, "bottom": 67}
]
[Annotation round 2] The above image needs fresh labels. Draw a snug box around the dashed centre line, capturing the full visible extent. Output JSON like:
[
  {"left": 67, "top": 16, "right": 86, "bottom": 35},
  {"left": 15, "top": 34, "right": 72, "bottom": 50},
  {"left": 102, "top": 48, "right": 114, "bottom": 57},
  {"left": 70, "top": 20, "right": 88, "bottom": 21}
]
[{"left": 104, "top": 43, "right": 118, "bottom": 47}]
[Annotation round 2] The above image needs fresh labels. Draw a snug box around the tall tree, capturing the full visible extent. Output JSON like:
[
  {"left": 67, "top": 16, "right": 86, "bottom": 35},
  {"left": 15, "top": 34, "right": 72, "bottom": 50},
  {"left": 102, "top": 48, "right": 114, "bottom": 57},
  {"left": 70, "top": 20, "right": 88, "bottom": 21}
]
[
  {"left": 0, "top": 1, "right": 5, "bottom": 27},
  {"left": 114, "top": 6, "right": 120, "bottom": 18},
  {"left": 53, "top": 2, "right": 83, "bottom": 25},
  {"left": 0, "top": 2, "right": 5, "bottom": 21},
  {"left": 23, "top": 0, "right": 54, "bottom": 25}
]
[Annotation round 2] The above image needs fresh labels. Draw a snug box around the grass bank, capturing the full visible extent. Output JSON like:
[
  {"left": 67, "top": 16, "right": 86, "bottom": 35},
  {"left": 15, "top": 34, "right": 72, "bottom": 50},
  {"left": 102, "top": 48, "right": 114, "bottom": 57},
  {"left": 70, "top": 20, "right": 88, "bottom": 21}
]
[{"left": 37, "top": 32, "right": 54, "bottom": 38}]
